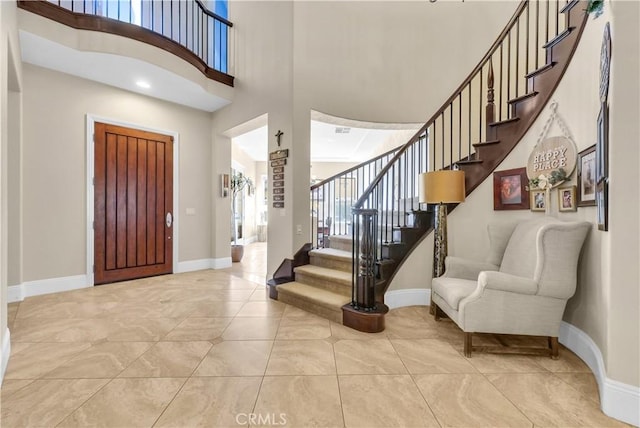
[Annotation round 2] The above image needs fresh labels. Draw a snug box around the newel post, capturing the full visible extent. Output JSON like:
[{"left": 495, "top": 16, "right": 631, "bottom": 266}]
[
  {"left": 342, "top": 208, "right": 388, "bottom": 333},
  {"left": 354, "top": 208, "right": 377, "bottom": 309}
]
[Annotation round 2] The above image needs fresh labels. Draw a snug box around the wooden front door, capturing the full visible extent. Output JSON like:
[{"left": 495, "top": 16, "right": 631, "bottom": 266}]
[{"left": 94, "top": 122, "right": 173, "bottom": 285}]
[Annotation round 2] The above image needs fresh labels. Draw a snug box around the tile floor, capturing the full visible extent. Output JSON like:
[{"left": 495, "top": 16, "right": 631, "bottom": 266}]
[{"left": 1, "top": 243, "right": 627, "bottom": 427}]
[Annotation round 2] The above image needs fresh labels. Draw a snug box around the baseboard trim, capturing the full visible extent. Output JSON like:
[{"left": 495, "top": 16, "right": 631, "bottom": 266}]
[
  {"left": 560, "top": 322, "right": 639, "bottom": 427},
  {"left": 176, "top": 257, "right": 232, "bottom": 272},
  {"left": 1, "top": 328, "right": 11, "bottom": 383},
  {"left": 385, "top": 288, "right": 638, "bottom": 427},
  {"left": 212, "top": 257, "right": 232, "bottom": 269},
  {"left": 176, "top": 259, "right": 214, "bottom": 273},
  {"left": 385, "top": 288, "right": 431, "bottom": 310},
  {"left": 8, "top": 275, "right": 90, "bottom": 303}
]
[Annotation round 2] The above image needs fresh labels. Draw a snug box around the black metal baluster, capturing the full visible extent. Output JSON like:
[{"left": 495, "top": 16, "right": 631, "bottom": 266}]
[{"left": 516, "top": 16, "right": 520, "bottom": 97}]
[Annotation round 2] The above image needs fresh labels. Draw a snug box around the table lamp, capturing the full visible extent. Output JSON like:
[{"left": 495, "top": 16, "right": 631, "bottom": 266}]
[{"left": 419, "top": 170, "right": 466, "bottom": 278}]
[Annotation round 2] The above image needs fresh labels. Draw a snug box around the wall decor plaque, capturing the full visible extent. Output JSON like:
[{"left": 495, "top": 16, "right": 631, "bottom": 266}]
[
  {"left": 270, "top": 159, "right": 287, "bottom": 167},
  {"left": 269, "top": 149, "right": 289, "bottom": 160}
]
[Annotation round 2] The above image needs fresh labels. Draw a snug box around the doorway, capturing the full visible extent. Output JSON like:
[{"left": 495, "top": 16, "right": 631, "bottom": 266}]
[{"left": 93, "top": 122, "right": 174, "bottom": 284}]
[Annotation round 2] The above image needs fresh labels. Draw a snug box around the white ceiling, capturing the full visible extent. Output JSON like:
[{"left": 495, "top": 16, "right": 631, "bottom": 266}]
[
  {"left": 233, "top": 120, "right": 421, "bottom": 163},
  {"left": 19, "top": 30, "right": 231, "bottom": 112}
]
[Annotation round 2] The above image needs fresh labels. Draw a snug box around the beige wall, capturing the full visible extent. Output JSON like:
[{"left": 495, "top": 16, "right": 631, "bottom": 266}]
[
  {"left": 21, "top": 64, "right": 214, "bottom": 281},
  {"left": 605, "top": 0, "right": 639, "bottom": 387},
  {"left": 311, "top": 162, "right": 359, "bottom": 182},
  {"left": 211, "top": 1, "right": 294, "bottom": 277},
  {"left": 1, "top": 0, "right": 23, "bottom": 376},
  {"left": 388, "top": 3, "right": 639, "bottom": 388},
  {"left": 213, "top": 1, "right": 516, "bottom": 277}
]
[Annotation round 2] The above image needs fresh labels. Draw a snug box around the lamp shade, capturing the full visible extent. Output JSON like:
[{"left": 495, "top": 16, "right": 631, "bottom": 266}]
[{"left": 419, "top": 170, "right": 466, "bottom": 204}]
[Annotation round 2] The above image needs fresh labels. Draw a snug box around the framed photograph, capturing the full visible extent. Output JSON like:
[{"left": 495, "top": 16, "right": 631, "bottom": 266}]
[
  {"left": 530, "top": 189, "right": 546, "bottom": 212},
  {"left": 577, "top": 145, "right": 596, "bottom": 206},
  {"left": 597, "top": 180, "right": 608, "bottom": 231},
  {"left": 558, "top": 185, "right": 577, "bottom": 212},
  {"left": 493, "top": 167, "right": 530, "bottom": 210}
]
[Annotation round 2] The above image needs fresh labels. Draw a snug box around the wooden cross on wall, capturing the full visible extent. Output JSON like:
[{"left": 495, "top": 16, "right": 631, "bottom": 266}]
[{"left": 275, "top": 130, "right": 283, "bottom": 147}]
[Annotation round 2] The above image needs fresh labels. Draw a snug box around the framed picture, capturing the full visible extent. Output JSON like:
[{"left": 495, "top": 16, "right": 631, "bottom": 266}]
[
  {"left": 493, "top": 167, "right": 530, "bottom": 210},
  {"left": 530, "top": 189, "right": 546, "bottom": 212},
  {"left": 597, "top": 180, "right": 608, "bottom": 231},
  {"left": 577, "top": 145, "right": 596, "bottom": 206},
  {"left": 596, "top": 104, "right": 609, "bottom": 184},
  {"left": 558, "top": 185, "right": 577, "bottom": 212}
]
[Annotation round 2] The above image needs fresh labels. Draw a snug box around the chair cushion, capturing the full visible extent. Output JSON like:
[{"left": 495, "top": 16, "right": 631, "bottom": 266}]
[
  {"left": 500, "top": 217, "right": 558, "bottom": 278},
  {"left": 432, "top": 277, "right": 477, "bottom": 310}
]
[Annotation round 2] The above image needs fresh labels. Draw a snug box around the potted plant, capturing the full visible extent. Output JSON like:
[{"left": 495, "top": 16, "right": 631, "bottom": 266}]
[{"left": 231, "top": 171, "right": 254, "bottom": 262}]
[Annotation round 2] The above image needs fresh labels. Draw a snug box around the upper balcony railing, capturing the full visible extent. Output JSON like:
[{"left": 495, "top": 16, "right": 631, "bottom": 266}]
[{"left": 18, "top": 0, "right": 234, "bottom": 86}]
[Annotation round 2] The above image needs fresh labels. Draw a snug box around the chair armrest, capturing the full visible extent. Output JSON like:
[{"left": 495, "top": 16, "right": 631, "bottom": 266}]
[
  {"left": 443, "top": 256, "right": 499, "bottom": 281},
  {"left": 478, "top": 271, "right": 538, "bottom": 295}
]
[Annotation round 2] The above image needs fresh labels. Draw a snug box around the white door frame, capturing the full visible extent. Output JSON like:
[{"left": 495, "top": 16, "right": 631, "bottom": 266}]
[{"left": 85, "top": 114, "right": 179, "bottom": 286}]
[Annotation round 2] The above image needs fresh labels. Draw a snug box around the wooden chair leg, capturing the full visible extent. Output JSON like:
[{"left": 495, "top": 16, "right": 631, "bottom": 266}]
[
  {"left": 433, "top": 304, "right": 440, "bottom": 321},
  {"left": 464, "top": 332, "right": 473, "bottom": 357},
  {"left": 549, "top": 336, "right": 559, "bottom": 359}
]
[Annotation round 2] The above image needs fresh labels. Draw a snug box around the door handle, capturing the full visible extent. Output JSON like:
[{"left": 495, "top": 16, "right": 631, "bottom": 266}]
[{"left": 166, "top": 212, "right": 173, "bottom": 228}]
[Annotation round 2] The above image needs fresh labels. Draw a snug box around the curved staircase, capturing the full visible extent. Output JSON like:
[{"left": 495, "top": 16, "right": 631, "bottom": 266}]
[{"left": 270, "top": 0, "right": 589, "bottom": 332}]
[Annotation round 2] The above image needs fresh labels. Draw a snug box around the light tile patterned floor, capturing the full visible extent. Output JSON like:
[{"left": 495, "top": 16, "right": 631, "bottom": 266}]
[{"left": 1, "top": 242, "right": 626, "bottom": 427}]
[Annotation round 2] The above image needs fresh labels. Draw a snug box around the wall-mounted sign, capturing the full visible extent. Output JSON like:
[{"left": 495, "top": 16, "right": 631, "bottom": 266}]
[
  {"left": 273, "top": 202, "right": 285, "bottom": 208},
  {"left": 273, "top": 195, "right": 284, "bottom": 201},
  {"left": 272, "top": 167, "right": 284, "bottom": 174},
  {"left": 273, "top": 188, "right": 284, "bottom": 194},
  {"left": 526, "top": 136, "right": 577, "bottom": 188},
  {"left": 273, "top": 180, "right": 284, "bottom": 188},
  {"left": 270, "top": 159, "right": 287, "bottom": 167},
  {"left": 269, "top": 149, "right": 289, "bottom": 160},
  {"left": 273, "top": 173, "right": 284, "bottom": 181}
]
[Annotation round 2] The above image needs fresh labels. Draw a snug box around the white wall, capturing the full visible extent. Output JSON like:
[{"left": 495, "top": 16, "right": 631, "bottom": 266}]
[{"left": 21, "top": 64, "right": 214, "bottom": 282}]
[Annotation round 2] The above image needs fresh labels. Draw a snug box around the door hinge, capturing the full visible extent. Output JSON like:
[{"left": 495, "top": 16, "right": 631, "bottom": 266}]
[
  {"left": 92, "top": 221, "right": 95, "bottom": 230},
  {"left": 93, "top": 265, "right": 95, "bottom": 273},
  {"left": 92, "top": 177, "right": 95, "bottom": 186}
]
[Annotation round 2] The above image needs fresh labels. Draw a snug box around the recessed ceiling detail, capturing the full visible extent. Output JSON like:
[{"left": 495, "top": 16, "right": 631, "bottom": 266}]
[{"left": 19, "top": 30, "right": 232, "bottom": 112}]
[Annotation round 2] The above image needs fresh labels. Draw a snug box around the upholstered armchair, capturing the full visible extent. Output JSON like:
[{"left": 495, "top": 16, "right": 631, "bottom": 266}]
[{"left": 431, "top": 217, "right": 590, "bottom": 358}]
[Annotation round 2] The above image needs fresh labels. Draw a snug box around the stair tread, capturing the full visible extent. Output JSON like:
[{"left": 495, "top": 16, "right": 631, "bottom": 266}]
[
  {"left": 309, "top": 248, "right": 352, "bottom": 261},
  {"left": 277, "top": 282, "right": 351, "bottom": 309},
  {"left": 560, "top": 0, "right": 579, "bottom": 13},
  {"left": 473, "top": 139, "right": 500, "bottom": 147},
  {"left": 542, "top": 28, "right": 573, "bottom": 49},
  {"left": 526, "top": 62, "right": 555, "bottom": 79},
  {"left": 327, "top": 235, "right": 352, "bottom": 243},
  {"left": 294, "top": 264, "right": 351, "bottom": 284},
  {"left": 489, "top": 117, "right": 520, "bottom": 127},
  {"left": 457, "top": 159, "right": 484, "bottom": 165},
  {"left": 508, "top": 91, "right": 538, "bottom": 104}
]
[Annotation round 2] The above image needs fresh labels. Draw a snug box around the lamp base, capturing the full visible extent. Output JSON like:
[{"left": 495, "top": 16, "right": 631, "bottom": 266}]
[{"left": 433, "top": 203, "right": 448, "bottom": 278}]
